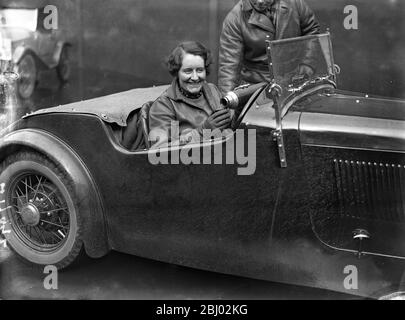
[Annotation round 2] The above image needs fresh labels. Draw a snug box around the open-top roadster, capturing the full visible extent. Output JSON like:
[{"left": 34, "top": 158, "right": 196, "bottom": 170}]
[{"left": 1, "top": 33, "right": 404, "bottom": 299}]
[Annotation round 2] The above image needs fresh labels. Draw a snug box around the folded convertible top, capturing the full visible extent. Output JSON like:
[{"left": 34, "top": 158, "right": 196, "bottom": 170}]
[{"left": 25, "top": 84, "right": 169, "bottom": 126}]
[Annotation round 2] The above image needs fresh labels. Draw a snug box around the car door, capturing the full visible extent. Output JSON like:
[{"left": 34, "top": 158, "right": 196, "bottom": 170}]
[{"left": 110, "top": 126, "right": 284, "bottom": 269}]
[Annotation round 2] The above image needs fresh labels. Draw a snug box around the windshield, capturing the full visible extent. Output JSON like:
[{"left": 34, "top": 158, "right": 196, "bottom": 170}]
[
  {"left": 0, "top": 8, "right": 38, "bottom": 32},
  {"left": 267, "top": 33, "right": 336, "bottom": 115}
]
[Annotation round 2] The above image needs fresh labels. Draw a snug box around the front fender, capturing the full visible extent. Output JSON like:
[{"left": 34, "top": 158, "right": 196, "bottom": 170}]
[
  {"left": 0, "top": 129, "right": 110, "bottom": 258},
  {"left": 53, "top": 41, "right": 70, "bottom": 63}
]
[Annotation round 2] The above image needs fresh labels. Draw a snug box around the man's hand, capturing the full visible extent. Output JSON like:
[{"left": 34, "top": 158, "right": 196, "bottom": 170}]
[{"left": 202, "top": 109, "right": 232, "bottom": 131}]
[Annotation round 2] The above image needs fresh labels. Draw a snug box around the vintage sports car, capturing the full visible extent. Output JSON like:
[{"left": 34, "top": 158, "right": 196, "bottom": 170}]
[
  {"left": 1, "top": 33, "right": 405, "bottom": 299},
  {"left": 0, "top": 7, "right": 71, "bottom": 98}
]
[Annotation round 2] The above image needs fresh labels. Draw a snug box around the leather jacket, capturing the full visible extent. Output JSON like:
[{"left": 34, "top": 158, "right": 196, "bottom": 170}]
[
  {"left": 149, "top": 79, "right": 227, "bottom": 148},
  {"left": 218, "top": 0, "right": 320, "bottom": 94}
]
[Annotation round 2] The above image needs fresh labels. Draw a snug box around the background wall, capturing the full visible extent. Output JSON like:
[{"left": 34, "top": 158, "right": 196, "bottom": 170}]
[
  {"left": 1, "top": 0, "right": 404, "bottom": 98},
  {"left": 307, "top": 0, "right": 405, "bottom": 98}
]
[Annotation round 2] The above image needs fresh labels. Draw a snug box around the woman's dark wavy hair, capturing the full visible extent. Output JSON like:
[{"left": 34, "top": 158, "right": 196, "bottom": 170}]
[{"left": 166, "top": 41, "right": 213, "bottom": 77}]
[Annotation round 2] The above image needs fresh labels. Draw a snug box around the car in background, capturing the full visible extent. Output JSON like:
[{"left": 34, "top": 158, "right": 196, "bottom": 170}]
[
  {"left": 0, "top": 33, "right": 404, "bottom": 299},
  {"left": 0, "top": 7, "right": 71, "bottom": 98}
]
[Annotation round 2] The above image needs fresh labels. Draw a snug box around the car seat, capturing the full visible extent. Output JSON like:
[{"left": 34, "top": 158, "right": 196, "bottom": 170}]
[
  {"left": 140, "top": 100, "right": 153, "bottom": 149},
  {"left": 121, "top": 100, "right": 153, "bottom": 150}
]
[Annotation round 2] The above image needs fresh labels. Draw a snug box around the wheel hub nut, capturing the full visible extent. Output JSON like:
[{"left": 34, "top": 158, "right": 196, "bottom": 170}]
[{"left": 20, "top": 203, "right": 40, "bottom": 226}]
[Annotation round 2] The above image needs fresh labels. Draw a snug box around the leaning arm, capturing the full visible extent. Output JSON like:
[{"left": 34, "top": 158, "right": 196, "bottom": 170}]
[
  {"left": 297, "top": 0, "right": 320, "bottom": 35},
  {"left": 218, "top": 9, "right": 244, "bottom": 95}
]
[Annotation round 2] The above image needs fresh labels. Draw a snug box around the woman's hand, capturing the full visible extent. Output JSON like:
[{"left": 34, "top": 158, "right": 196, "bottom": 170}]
[{"left": 202, "top": 109, "right": 232, "bottom": 131}]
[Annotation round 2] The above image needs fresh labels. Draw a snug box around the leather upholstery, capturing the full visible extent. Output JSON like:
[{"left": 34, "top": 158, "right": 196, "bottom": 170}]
[
  {"left": 121, "top": 100, "right": 154, "bottom": 151},
  {"left": 140, "top": 100, "right": 153, "bottom": 148}
]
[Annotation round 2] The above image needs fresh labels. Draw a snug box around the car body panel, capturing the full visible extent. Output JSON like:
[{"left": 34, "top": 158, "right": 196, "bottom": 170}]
[
  {"left": 7, "top": 109, "right": 403, "bottom": 298},
  {"left": 302, "top": 144, "right": 405, "bottom": 257},
  {"left": 300, "top": 112, "right": 405, "bottom": 152},
  {"left": 292, "top": 90, "right": 405, "bottom": 121}
]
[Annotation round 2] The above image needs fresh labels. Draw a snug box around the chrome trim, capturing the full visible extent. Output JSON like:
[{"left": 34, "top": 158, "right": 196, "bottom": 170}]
[
  {"left": 268, "top": 83, "right": 287, "bottom": 167},
  {"left": 300, "top": 113, "right": 405, "bottom": 152},
  {"left": 281, "top": 84, "right": 334, "bottom": 118}
]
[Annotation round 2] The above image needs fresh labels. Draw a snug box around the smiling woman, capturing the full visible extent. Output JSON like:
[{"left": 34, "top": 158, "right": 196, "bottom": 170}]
[
  {"left": 147, "top": 41, "right": 233, "bottom": 148},
  {"left": 178, "top": 54, "right": 207, "bottom": 97}
]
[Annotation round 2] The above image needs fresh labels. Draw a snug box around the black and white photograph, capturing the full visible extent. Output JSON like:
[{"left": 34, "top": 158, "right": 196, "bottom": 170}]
[{"left": 0, "top": 0, "right": 405, "bottom": 304}]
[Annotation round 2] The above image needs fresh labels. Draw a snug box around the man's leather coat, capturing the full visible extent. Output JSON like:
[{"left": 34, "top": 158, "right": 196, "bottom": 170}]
[{"left": 218, "top": 0, "right": 320, "bottom": 94}]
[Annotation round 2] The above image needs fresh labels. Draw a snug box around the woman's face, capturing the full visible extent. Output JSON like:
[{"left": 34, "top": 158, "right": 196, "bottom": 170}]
[
  {"left": 250, "top": 0, "right": 274, "bottom": 12},
  {"left": 178, "top": 53, "right": 206, "bottom": 95}
]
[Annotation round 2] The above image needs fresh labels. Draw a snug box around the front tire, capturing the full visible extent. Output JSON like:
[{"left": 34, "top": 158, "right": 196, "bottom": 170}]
[{"left": 0, "top": 151, "right": 83, "bottom": 269}]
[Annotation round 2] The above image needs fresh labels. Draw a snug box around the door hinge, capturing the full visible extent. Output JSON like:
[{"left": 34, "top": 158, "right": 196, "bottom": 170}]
[
  {"left": 268, "top": 83, "right": 287, "bottom": 168},
  {"left": 271, "top": 129, "right": 287, "bottom": 168}
]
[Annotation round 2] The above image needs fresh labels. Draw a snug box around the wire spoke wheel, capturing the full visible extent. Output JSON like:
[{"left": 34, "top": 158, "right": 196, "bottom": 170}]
[
  {"left": 0, "top": 152, "right": 83, "bottom": 268},
  {"left": 10, "top": 173, "right": 70, "bottom": 252}
]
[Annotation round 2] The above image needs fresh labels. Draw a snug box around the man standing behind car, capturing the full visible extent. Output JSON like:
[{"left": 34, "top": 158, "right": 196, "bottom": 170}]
[{"left": 218, "top": 0, "right": 320, "bottom": 95}]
